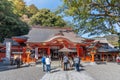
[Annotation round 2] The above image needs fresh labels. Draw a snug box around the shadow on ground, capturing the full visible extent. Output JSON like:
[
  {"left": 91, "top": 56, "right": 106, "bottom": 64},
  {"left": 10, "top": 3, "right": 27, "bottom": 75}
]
[
  {"left": 95, "top": 61, "right": 107, "bottom": 65},
  {"left": 0, "top": 64, "right": 31, "bottom": 72},
  {"left": 51, "top": 69, "right": 61, "bottom": 73}
]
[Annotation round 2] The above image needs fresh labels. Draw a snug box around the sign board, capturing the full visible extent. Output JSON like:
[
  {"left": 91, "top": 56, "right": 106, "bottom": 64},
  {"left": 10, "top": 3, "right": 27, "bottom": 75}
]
[
  {"left": 6, "top": 42, "right": 11, "bottom": 60},
  {"left": 35, "top": 47, "right": 38, "bottom": 59}
]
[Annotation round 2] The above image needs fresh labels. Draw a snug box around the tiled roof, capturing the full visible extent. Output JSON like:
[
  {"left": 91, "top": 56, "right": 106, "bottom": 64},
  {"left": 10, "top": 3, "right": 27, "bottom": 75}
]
[
  {"left": 3, "top": 38, "right": 19, "bottom": 46},
  {"left": 25, "top": 27, "right": 84, "bottom": 43},
  {"left": 98, "top": 48, "right": 119, "bottom": 52},
  {"left": 93, "top": 38, "right": 114, "bottom": 48},
  {"left": 58, "top": 46, "right": 76, "bottom": 52},
  {"left": 93, "top": 38, "right": 119, "bottom": 52}
]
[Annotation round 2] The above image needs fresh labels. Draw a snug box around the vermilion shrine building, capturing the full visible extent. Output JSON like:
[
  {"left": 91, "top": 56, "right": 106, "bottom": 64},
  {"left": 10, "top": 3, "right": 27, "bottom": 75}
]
[{"left": 0, "top": 27, "right": 119, "bottom": 63}]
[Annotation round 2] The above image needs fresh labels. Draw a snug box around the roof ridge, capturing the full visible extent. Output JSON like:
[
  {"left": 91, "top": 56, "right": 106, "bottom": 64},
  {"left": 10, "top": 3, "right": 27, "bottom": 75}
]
[{"left": 32, "top": 25, "right": 72, "bottom": 30}]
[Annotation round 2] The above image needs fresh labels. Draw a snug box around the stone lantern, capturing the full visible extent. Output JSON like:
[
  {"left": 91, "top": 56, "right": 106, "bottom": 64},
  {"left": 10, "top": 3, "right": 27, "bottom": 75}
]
[{"left": 90, "top": 48, "right": 96, "bottom": 62}]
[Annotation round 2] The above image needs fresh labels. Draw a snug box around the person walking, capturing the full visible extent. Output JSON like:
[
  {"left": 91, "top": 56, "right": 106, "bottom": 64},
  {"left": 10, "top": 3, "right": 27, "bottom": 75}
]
[
  {"left": 41, "top": 55, "right": 46, "bottom": 71},
  {"left": 45, "top": 56, "right": 51, "bottom": 73},
  {"left": 73, "top": 55, "right": 80, "bottom": 71},
  {"left": 63, "top": 54, "right": 69, "bottom": 71},
  {"left": 116, "top": 55, "right": 120, "bottom": 64}
]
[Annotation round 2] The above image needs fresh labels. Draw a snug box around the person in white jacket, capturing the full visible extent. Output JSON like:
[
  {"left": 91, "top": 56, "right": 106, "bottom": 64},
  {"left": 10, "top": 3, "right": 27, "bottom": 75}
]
[{"left": 45, "top": 56, "right": 51, "bottom": 72}]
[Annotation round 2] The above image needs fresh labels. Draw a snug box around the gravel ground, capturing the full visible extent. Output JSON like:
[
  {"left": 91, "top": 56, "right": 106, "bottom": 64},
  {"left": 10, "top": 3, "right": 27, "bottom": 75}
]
[
  {"left": 84, "top": 62, "right": 120, "bottom": 80},
  {"left": 0, "top": 66, "right": 45, "bottom": 80}
]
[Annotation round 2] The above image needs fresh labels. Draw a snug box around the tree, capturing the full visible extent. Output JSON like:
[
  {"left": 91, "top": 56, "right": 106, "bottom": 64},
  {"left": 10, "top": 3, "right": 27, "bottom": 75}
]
[
  {"left": 11, "top": 0, "right": 27, "bottom": 16},
  {"left": 60, "top": 0, "right": 120, "bottom": 36},
  {"left": 30, "top": 9, "right": 66, "bottom": 27},
  {"left": 26, "top": 4, "right": 39, "bottom": 17},
  {"left": 0, "top": 0, "right": 30, "bottom": 42}
]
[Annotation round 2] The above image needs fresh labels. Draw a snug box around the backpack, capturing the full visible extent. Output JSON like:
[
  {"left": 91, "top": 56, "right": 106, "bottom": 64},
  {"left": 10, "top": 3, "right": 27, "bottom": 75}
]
[{"left": 41, "top": 57, "right": 45, "bottom": 64}]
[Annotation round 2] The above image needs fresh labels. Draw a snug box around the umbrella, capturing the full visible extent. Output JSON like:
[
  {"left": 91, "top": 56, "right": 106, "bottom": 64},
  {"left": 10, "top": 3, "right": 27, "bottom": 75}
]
[{"left": 58, "top": 46, "right": 76, "bottom": 52}]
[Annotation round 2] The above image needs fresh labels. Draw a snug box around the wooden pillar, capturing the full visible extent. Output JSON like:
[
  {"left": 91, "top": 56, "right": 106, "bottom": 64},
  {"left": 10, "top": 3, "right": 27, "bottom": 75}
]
[
  {"left": 79, "top": 47, "right": 83, "bottom": 57},
  {"left": 22, "top": 47, "right": 26, "bottom": 63},
  {"left": 76, "top": 45, "right": 80, "bottom": 57},
  {"left": 102, "top": 53, "right": 104, "bottom": 62},
  {"left": 18, "top": 46, "right": 22, "bottom": 61},
  {"left": 100, "top": 54, "right": 102, "bottom": 61},
  {"left": 106, "top": 54, "right": 109, "bottom": 62}
]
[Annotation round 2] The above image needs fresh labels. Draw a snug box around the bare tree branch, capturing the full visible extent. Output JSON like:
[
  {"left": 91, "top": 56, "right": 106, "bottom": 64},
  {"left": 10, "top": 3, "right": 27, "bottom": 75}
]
[{"left": 90, "top": 13, "right": 120, "bottom": 17}]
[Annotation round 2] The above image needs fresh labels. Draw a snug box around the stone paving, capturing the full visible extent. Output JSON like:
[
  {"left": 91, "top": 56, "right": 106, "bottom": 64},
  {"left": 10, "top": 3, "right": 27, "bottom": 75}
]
[
  {"left": 39, "top": 61, "right": 120, "bottom": 80},
  {"left": 40, "top": 68, "right": 95, "bottom": 80},
  {"left": 84, "top": 62, "right": 120, "bottom": 80},
  {"left": 0, "top": 61, "right": 120, "bottom": 80},
  {"left": 0, "top": 66, "right": 45, "bottom": 80},
  {"left": 38, "top": 61, "right": 95, "bottom": 80}
]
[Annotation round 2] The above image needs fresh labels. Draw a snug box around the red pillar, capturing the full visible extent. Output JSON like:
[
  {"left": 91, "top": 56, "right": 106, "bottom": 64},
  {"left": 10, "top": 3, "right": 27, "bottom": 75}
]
[
  {"left": 76, "top": 44, "right": 80, "bottom": 57},
  {"left": 47, "top": 47, "right": 50, "bottom": 55},
  {"left": 22, "top": 47, "right": 26, "bottom": 63},
  {"left": 79, "top": 47, "right": 83, "bottom": 57}
]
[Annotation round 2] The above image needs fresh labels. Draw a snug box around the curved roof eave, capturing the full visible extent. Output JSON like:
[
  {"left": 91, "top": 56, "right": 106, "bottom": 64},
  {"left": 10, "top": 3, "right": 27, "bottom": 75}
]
[{"left": 44, "top": 35, "right": 82, "bottom": 43}]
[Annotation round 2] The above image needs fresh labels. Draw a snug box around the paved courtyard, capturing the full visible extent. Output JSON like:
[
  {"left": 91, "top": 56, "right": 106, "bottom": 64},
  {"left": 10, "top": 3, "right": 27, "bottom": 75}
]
[
  {"left": 0, "top": 64, "right": 45, "bottom": 80},
  {"left": 84, "top": 62, "right": 120, "bottom": 80},
  {"left": 39, "top": 62, "right": 120, "bottom": 80},
  {"left": 40, "top": 68, "right": 94, "bottom": 80},
  {"left": 0, "top": 62, "right": 120, "bottom": 80}
]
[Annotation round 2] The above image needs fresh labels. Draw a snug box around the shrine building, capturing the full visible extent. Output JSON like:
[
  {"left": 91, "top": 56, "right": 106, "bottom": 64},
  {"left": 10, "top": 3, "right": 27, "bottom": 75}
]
[{"left": 0, "top": 26, "right": 119, "bottom": 63}]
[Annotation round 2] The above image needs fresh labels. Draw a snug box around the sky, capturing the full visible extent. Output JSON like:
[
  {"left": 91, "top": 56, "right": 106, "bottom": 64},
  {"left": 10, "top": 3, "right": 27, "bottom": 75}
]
[{"left": 24, "top": 0, "right": 62, "bottom": 11}]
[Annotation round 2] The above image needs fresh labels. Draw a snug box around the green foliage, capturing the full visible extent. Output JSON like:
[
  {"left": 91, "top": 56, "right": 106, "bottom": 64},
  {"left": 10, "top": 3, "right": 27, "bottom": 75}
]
[
  {"left": 11, "top": 0, "right": 27, "bottom": 16},
  {"left": 60, "top": 0, "right": 120, "bottom": 36},
  {"left": 30, "top": 9, "right": 66, "bottom": 27},
  {"left": 0, "top": 0, "right": 30, "bottom": 42},
  {"left": 103, "top": 34, "right": 119, "bottom": 46},
  {"left": 26, "top": 4, "right": 39, "bottom": 17}
]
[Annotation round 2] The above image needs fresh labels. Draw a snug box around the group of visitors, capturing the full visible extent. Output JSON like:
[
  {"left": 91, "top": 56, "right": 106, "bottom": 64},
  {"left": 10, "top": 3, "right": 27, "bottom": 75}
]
[
  {"left": 63, "top": 54, "right": 81, "bottom": 71},
  {"left": 41, "top": 55, "right": 51, "bottom": 72},
  {"left": 41, "top": 54, "right": 81, "bottom": 73}
]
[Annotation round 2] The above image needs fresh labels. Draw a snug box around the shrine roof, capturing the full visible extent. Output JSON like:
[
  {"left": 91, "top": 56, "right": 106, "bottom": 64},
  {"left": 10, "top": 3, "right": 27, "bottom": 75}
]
[
  {"left": 98, "top": 48, "right": 119, "bottom": 53},
  {"left": 25, "top": 27, "right": 85, "bottom": 43},
  {"left": 3, "top": 38, "right": 19, "bottom": 46},
  {"left": 93, "top": 38, "right": 114, "bottom": 48}
]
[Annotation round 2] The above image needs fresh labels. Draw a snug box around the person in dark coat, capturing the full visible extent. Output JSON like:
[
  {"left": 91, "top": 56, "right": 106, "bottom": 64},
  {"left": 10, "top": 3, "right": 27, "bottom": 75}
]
[{"left": 15, "top": 57, "right": 21, "bottom": 68}]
